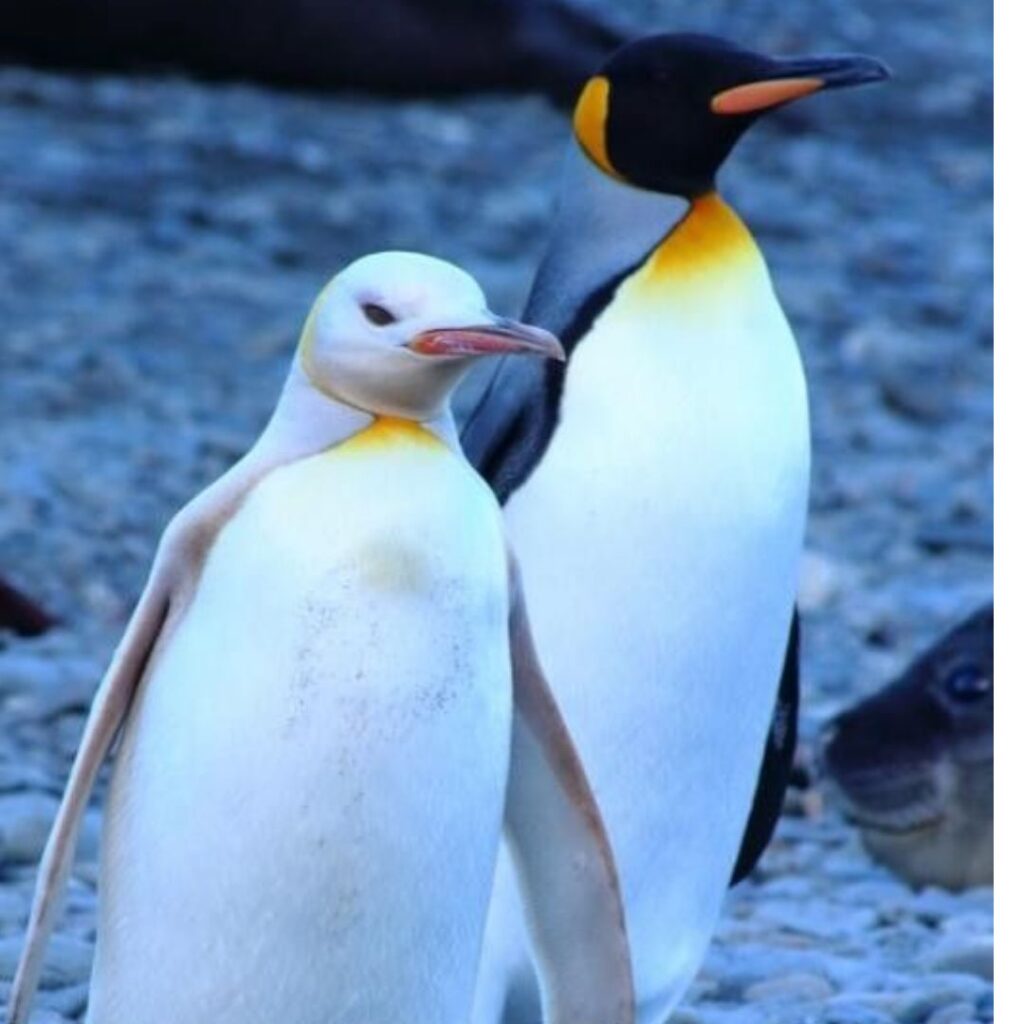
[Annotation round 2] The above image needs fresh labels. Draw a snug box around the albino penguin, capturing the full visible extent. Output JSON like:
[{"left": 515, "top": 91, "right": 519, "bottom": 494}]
[{"left": 7, "top": 253, "right": 633, "bottom": 1024}]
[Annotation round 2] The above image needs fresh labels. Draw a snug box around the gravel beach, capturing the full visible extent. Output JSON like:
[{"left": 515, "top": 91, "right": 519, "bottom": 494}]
[{"left": 0, "top": 0, "right": 992, "bottom": 1020}]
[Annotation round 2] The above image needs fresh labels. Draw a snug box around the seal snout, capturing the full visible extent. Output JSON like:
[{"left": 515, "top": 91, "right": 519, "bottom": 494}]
[{"left": 818, "top": 715, "right": 948, "bottom": 835}]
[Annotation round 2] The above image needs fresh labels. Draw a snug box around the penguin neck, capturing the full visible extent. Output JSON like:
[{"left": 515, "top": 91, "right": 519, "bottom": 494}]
[
  {"left": 526, "top": 148, "right": 773, "bottom": 347},
  {"left": 250, "top": 361, "right": 459, "bottom": 467},
  {"left": 524, "top": 145, "right": 686, "bottom": 337},
  {"left": 634, "top": 189, "right": 767, "bottom": 300}
]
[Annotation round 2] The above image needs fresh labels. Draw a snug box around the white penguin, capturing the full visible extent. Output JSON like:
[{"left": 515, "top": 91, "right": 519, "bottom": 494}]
[
  {"left": 7, "top": 253, "right": 634, "bottom": 1024},
  {"left": 458, "top": 33, "right": 889, "bottom": 1024}
]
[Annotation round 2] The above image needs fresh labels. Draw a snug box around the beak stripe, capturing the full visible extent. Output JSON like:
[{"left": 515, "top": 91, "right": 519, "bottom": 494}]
[
  {"left": 711, "top": 77, "right": 824, "bottom": 115},
  {"left": 573, "top": 76, "right": 626, "bottom": 181}
]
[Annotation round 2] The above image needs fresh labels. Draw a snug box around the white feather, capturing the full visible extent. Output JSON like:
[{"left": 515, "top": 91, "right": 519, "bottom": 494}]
[{"left": 91, "top": 434, "right": 512, "bottom": 1024}]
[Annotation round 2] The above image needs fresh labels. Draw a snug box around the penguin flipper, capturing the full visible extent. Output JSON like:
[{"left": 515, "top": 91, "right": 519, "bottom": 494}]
[
  {"left": 6, "top": 535, "right": 182, "bottom": 1024},
  {"left": 455, "top": 356, "right": 550, "bottom": 503},
  {"left": 729, "top": 608, "right": 800, "bottom": 885},
  {"left": 502, "top": 555, "right": 634, "bottom": 1024}
]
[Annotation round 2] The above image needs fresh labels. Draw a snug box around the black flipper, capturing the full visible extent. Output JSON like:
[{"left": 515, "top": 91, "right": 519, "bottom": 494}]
[
  {"left": 729, "top": 608, "right": 800, "bottom": 885},
  {"left": 457, "top": 260, "right": 643, "bottom": 501},
  {"left": 457, "top": 357, "right": 557, "bottom": 504}
]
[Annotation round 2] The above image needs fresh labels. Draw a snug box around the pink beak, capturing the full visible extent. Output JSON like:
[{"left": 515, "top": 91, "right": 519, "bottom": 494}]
[{"left": 408, "top": 318, "right": 565, "bottom": 361}]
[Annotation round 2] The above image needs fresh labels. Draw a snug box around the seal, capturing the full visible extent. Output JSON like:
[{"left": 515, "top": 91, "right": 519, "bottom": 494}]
[
  {"left": 820, "top": 604, "right": 993, "bottom": 891},
  {"left": 0, "top": 576, "right": 55, "bottom": 637}
]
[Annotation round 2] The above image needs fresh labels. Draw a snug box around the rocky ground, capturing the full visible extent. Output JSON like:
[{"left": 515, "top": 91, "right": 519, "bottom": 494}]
[{"left": 0, "top": 0, "right": 992, "bottom": 1021}]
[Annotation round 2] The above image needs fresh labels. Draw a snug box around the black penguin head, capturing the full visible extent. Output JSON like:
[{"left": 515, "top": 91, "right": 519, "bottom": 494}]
[{"left": 573, "top": 33, "right": 890, "bottom": 197}]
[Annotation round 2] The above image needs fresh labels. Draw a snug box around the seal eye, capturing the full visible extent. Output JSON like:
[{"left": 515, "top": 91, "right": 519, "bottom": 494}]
[
  {"left": 943, "top": 663, "right": 991, "bottom": 703},
  {"left": 362, "top": 303, "right": 397, "bottom": 327}
]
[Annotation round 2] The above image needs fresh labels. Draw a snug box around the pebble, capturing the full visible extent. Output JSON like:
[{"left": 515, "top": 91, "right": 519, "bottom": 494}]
[
  {"left": 37, "top": 983, "right": 89, "bottom": 1017},
  {"left": 743, "top": 971, "right": 836, "bottom": 1003},
  {"left": 895, "top": 977, "right": 990, "bottom": 1024},
  {"left": 0, "top": 762, "right": 57, "bottom": 794},
  {"left": 0, "top": 935, "right": 92, "bottom": 990},
  {"left": 975, "top": 990, "right": 993, "bottom": 1022},
  {"left": 822, "top": 995, "right": 900, "bottom": 1024},
  {"left": 924, "top": 937, "right": 994, "bottom": 981},
  {"left": 0, "top": 793, "right": 59, "bottom": 864},
  {"left": 28, "top": 1011, "right": 73, "bottom": 1024},
  {"left": 0, "top": 886, "right": 27, "bottom": 929},
  {"left": 924, "top": 1002, "right": 978, "bottom": 1024},
  {"left": 798, "top": 550, "right": 859, "bottom": 612}
]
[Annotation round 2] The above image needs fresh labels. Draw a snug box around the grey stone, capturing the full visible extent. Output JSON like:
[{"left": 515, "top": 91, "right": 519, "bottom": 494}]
[
  {"left": 924, "top": 937, "right": 994, "bottom": 981},
  {"left": 923, "top": 1002, "right": 978, "bottom": 1024},
  {"left": 0, "top": 886, "right": 27, "bottom": 927},
  {"left": 743, "top": 971, "right": 835, "bottom": 1003},
  {"left": 667, "top": 1011, "right": 703, "bottom": 1024},
  {"left": 37, "top": 982, "right": 89, "bottom": 1017},
  {"left": 0, "top": 934, "right": 92, "bottom": 990},
  {"left": 754, "top": 897, "right": 877, "bottom": 939},
  {"left": 822, "top": 996, "right": 898, "bottom": 1024},
  {"left": 682, "top": 1008, "right": 763, "bottom": 1024},
  {"left": 0, "top": 652, "right": 65, "bottom": 697},
  {"left": 911, "top": 889, "right": 973, "bottom": 925},
  {"left": 974, "top": 990, "right": 993, "bottom": 1022},
  {"left": 895, "top": 977, "right": 990, "bottom": 1023},
  {"left": 0, "top": 792, "right": 59, "bottom": 863},
  {"left": 0, "top": 651, "right": 97, "bottom": 720},
  {"left": 0, "top": 760, "right": 57, "bottom": 794},
  {"left": 28, "top": 1011, "right": 74, "bottom": 1024}
]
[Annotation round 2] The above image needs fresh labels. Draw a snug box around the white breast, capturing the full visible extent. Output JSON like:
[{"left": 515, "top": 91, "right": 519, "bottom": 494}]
[
  {"left": 479, "top": 250, "right": 810, "bottom": 1020},
  {"left": 92, "top": 436, "right": 512, "bottom": 1024}
]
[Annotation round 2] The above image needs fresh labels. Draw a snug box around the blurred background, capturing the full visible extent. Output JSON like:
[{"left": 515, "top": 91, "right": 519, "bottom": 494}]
[{"left": 0, "top": 0, "right": 991, "bottom": 1021}]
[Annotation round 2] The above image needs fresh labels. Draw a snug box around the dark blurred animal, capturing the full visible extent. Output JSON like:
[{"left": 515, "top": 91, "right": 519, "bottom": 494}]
[
  {"left": 0, "top": 0, "right": 624, "bottom": 104},
  {"left": 0, "top": 576, "right": 55, "bottom": 637},
  {"left": 820, "top": 605, "right": 993, "bottom": 890}
]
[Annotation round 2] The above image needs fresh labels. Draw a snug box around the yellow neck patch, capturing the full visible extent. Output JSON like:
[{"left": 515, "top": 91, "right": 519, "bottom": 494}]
[
  {"left": 335, "top": 416, "right": 448, "bottom": 455},
  {"left": 633, "top": 192, "right": 764, "bottom": 297},
  {"left": 573, "top": 76, "right": 624, "bottom": 181}
]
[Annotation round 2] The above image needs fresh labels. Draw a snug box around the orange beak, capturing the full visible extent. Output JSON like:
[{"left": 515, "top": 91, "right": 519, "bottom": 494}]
[
  {"left": 712, "top": 77, "right": 824, "bottom": 115},
  {"left": 711, "top": 53, "right": 890, "bottom": 116}
]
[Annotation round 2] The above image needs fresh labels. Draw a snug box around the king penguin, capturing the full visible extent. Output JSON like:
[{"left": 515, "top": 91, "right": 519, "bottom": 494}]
[
  {"left": 7, "top": 253, "right": 635, "bottom": 1024},
  {"left": 458, "top": 34, "right": 890, "bottom": 1024}
]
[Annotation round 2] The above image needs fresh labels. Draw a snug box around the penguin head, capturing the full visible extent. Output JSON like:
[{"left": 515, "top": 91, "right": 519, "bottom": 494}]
[
  {"left": 299, "top": 252, "right": 564, "bottom": 420},
  {"left": 573, "top": 33, "right": 890, "bottom": 197}
]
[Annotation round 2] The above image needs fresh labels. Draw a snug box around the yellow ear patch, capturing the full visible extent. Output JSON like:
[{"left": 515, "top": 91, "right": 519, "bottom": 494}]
[
  {"left": 573, "top": 76, "right": 624, "bottom": 180},
  {"left": 711, "top": 77, "right": 823, "bottom": 115}
]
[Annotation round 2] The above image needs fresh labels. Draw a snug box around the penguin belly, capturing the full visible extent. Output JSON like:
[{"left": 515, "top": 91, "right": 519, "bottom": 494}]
[
  {"left": 477, "top": 250, "right": 810, "bottom": 1023},
  {"left": 90, "top": 426, "right": 512, "bottom": 1024}
]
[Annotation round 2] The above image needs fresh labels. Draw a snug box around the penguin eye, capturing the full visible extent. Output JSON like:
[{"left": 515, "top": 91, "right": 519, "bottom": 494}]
[
  {"left": 361, "top": 303, "right": 398, "bottom": 327},
  {"left": 942, "top": 663, "right": 991, "bottom": 704}
]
